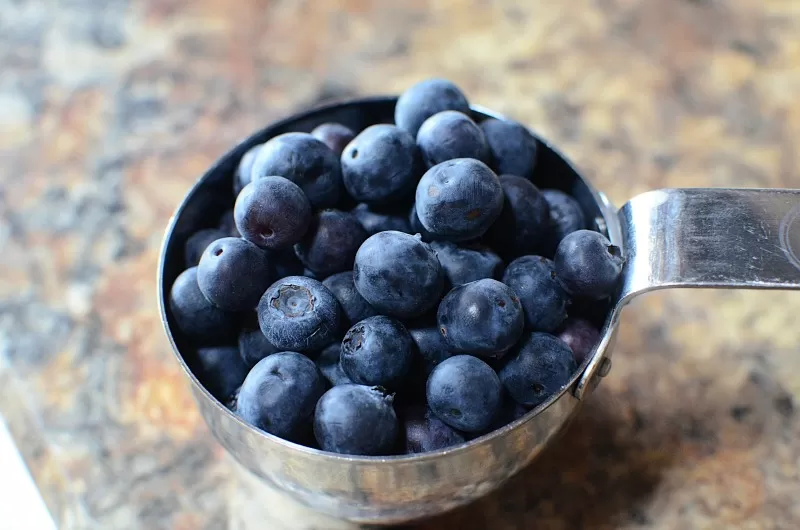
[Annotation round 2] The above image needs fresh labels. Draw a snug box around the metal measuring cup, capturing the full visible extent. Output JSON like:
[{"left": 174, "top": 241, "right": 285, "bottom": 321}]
[{"left": 157, "top": 96, "right": 800, "bottom": 525}]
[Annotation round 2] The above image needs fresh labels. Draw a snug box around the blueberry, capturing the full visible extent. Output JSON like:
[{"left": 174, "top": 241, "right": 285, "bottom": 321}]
[
  {"left": 395, "top": 78, "right": 471, "bottom": 137},
  {"left": 322, "top": 271, "right": 378, "bottom": 327},
  {"left": 169, "top": 267, "right": 237, "bottom": 344},
  {"left": 184, "top": 228, "right": 227, "bottom": 268},
  {"left": 197, "top": 237, "right": 273, "bottom": 311},
  {"left": 234, "top": 144, "right": 262, "bottom": 195},
  {"left": 489, "top": 394, "right": 530, "bottom": 431},
  {"left": 250, "top": 132, "right": 342, "bottom": 208},
  {"left": 257, "top": 276, "right": 341, "bottom": 353},
  {"left": 314, "top": 384, "right": 398, "bottom": 455},
  {"left": 542, "top": 189, "right": 586, "bottom": 252},
  {"left": 485, "top": 175, "right": 551, "bottom": 259},
  {"left": 554, "top": 230, "right": 624, "bottom": 300},
  {"left": 341, "top": 124, "right": 421, "bottom": 205},
  {"left": 353, "top": 231, "right": 444, "bottom": 318},
  {"left": 557, "top": 317, "right": 600, "bottom": 364},
  {"left": 502, "top": 256, "right": 570, "bottom": 333},
  {"left": 195, "top": 346, "right": 250, "bottom": 402},
  {"left": 409, "top": 327, "right": 455, "bottom": 376},
  {"left": 315, "top": 343, "right": 353, "bottom": 387},
  {"left": 311, "top": 122, "right": 355, "bottom": 155},
  {"left": 238, "top": 317, "right": 281, "bottom": 367},
  {"left": 498, "top": 332, "right": 577, "bottom": 407},
  {"left": 340, "top": 316, "right": 414, "bottom": 389},
  {"left": 426, "top": 355, "right": 502, "bottom": 433},
  {"left": 480, "top": 118, "right": 538, "bottom": 180},
  {"left": 219, "top": 209, "right": 240, "bottom": 237},
  {"left": 237, "top": 352, "right": 326, "bottom": 440},
  {"left": 269, "top": 248, "right": 305, "bottom": 278},
  {"left": 416, "top": 110, "right": 488, "bottom": 167},
  {"left": 437, "top": 279, "right": 524, "bottom": 358},
  {"left": 415, "top": 158, "right": 503, "bottom": 241},
  {"left": 234, "top": 176, "right": 312, "bottom": 250},
  {"left": 351, "top": 203, "right": 412, "bottom": 235},
  {"left": 430, "top": 241, "right": 504, "bottom": 288},
  {"left": 409, "top": 204, "right": 437, "bottom": 242},
  {"left": 402, "top": 404, "right": 465, "bottom": 454},
  {"left": 294, "top": 209, "right": 368, "bottom": 278}
]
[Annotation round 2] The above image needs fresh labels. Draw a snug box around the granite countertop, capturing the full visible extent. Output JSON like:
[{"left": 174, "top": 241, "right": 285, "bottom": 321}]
[{"left": 1, "top": 0, "right": 799, "bottom": 528}]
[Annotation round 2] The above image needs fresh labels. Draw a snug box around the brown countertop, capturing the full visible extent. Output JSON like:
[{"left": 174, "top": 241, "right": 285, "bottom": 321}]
[{"left": 1, "top": 0, "right": 798, "bottom": 528}]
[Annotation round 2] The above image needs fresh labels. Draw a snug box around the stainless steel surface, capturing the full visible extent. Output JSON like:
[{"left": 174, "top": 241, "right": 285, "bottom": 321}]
[{"left": 158, "top": 97, "right": 800, "bottom": 524}]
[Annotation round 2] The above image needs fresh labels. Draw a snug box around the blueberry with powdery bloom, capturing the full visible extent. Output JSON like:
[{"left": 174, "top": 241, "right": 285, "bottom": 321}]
[
  {"left": 395, "top": 78, "right": 471, "bottom": 137},
  {"left": 197, "top": 237, "right": 273, "bottom": 312},
  {"left": 257, "top": 276, "right": 341, "bottom": 353},
  {"left": 238, "top": 315, "right": 281, "bottom": 367},
  {"left": 542, "top": 189, "right": 586, "bottom": 256},
  {"left": 409, "top": 327, "right": 456, "bottom": 377},
  {"left": 195, "top": 346, "right": 250, "bottom": 402},
  {"left": 236, "top": 352, "right": 326, "bottom": 441},
  {"left": 415, "top": 158, "right": 504, "bottom": 241},
  {"left": 315, "top": 343, "right": 352, "bottom": 387},
  {"left": 480, "top": 118, "right": 538, "bottom": 181},
  {"left": 340, "top": 316, "right": 415, "bottom": 389},
  {"left": 234, "top": 143, "right": 262, "bottom": 195},
  {"left": 486, "top": 175, "right": 551, "bottom": 260},
  {"left": 402, "top": 403, "right": 465, "bottom": 454},
  {"left": 311, "top": 122, "right": 356, "bottom": 156},
  {"left": 314, "top": 384, "right": 399, "bottom": 455},
  {"left": 353, "top": 231, "right": 444, "bottom": 319},
  {"left": 322, "top": 271, "right": 378, "bottom": 327},
  {"left": 169, "top": 267, "right": 238, "bottom": 345},
  {"left": 250, "top": 132, "right": 342, "bottom": 208},
  {"left": 557, "top": 317, "right": 600, "bottom": 364},
  {"left": 417, "top": 110, "right": 489, "bottom": 167},
  {"left": 234, "top": 176, "right": 312, "bottom": 250},
  {"left": 502, "top": 255, "right": 570, "bottom": 333},
  {"left": 294, "top": 209, "right": 368, "bottom": 278},
  {"left": 351, "top": 203, "right": 412, "bottom": 235},
  {"left": 554, "top": 229, "right": 624, "bottom": 300},
  {"left": 341, "top": 124, "right": 421, "bottom": 205},
  {"left": 184, "top": 228, "right": 227, "bottom": 268},
  {"left": 430, "top": 241, "right": 504, "bottom": 288}
]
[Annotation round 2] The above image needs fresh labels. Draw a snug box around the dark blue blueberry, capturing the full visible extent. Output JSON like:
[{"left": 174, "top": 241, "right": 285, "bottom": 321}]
[
  {"left": 542, "top": 189, "right": 586, "bottom": 255},
  {"left": 238, "top": 317, "right": 281, "bottom": 367},
  {"left": 219, "top": 209, "right": 240, "bottom": 237},
  {"left": 498, "top": 332, "right": 577, "bottom": 407},
  {"left": 322, "top": 271, "right": 378, "bottom": 327},
  {"left": 480, "top": 118, "right": 538, "bottom": 181},
  {"left": 311, "top": 122, "right": 355, "bottom": 156},
  {"left": 195, "top": 346, "right": 250, "bottom": 402},
  {"left": 169, "top": 267, "right": 237, "bottom": 344},
  {"left": 490, "top": 394, "right": 530, "bottom": 430},
  {"left": 402, "top": 404, "right": 465, "bottom": 454},
  {"left": 341, "top": 124, "right": 421, "bottom": 205},
  {"left": 234, "top": 143, "right": 262, "bottom": 195},
  {"left": 409, "top": 327, "right": 455, "bottom": 377},
  {"left": 315, "top": 343, "right": 353, "bottom": 387},
  {"left": 294, "top": 209, "right": 368, "bottom": 278},
  {"left": 426, "top": 355, "right": 502, "bottom": 433},
  {"left": 250, "top": 132, "right": 342, "bottom": 208},
  {"left": 415, "top": 158, "right": 503, "bottom": 241},
  {"left": 184, "top": 228, "right": 227, "bottom": 268},
  {"left": 502, "top": 256, "right": 570, "bottom": 333},
  {"left": 395, "top": 78, "right": 471, "bottom": 137},
  {"left": 257, "top": 276, "right": 341, "bottom": 353},
  {"left": 486, "top": 175, "right": 551, "bottom": 259},
  {"left": 197, "top": 237, "right": 273, "bottom": 311},
  {"left": 351, "top": 203, "right": 412, "bottom": 235},
  {"left": 554, "top": 230, "right": 624, "bottom": 300},
  {"left": 409, "top": 204, "right": 437, "bottom": 242},
  {"left": 353, "top": 231, "right": 444, "bottom": 318},
  {"left": 314, "top": 384, "right": 398, "bottom": 455},
  {"left": 430, "top": 241, "right": 504, "bottom": 288},
  {"left": 234, "top": 176, "right": 312, "bottom": 250},
  {"left": 340, "top": 316, "right": 414, "bottom": 389},
  {"left": 437, "top": 279, "right": 524, "bottom": 358},
  {"left": 237, "top": 351, "right": 326, "bottom": 440},
  {"left": 269, "top": 248, "right": 305, "bottom": 279},
  {"left": 557, "top": 317, "right": 600, "bottom": 364},
  {"left": 416, "top": 110, "right": 488, "bottom": 167}
]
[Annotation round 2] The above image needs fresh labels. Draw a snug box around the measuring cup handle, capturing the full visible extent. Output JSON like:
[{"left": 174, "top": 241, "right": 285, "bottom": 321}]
[{"left": 617, "top": 187, "right": 800, "bottom": 302}]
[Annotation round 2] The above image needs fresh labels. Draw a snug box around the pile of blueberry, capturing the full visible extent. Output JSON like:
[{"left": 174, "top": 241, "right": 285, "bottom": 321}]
[{"left": 169, "top": 79, "right": 624, "bottom": 456}]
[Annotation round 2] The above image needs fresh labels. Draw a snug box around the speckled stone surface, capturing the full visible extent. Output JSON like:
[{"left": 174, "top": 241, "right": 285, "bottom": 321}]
[{"left": 1, "top": 0, "right": 799, "bottom": 528}]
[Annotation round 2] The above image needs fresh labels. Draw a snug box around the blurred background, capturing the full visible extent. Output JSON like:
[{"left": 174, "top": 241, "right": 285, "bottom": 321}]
[{"left": 1, "top": 0, "right": 799, "bottom": 529}]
